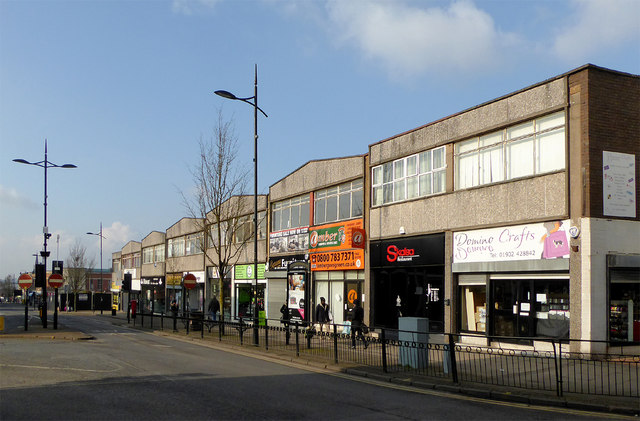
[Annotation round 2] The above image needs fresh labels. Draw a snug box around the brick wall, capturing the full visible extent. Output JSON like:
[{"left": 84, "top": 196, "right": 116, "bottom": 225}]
[{"left": 570, "top": 67, "right": 640, "bottom": 220}]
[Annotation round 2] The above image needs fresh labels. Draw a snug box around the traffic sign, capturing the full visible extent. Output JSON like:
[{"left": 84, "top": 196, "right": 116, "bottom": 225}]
[
  {"left": 183, "top": 273, "right": 197, "bottom": 290},
  {"left": 48, "top": 273, "right": 64, "bottom": 289},
  {"left": 18, "top": 273, "right": 33, "bottom": 289}
]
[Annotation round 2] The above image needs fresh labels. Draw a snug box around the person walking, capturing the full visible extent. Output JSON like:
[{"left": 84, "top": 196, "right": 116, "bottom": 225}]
[
  {"left": 351, "top": 299, "right": 368, "bottom": 349},
  {"left": 315, "top": 297, "right": 330, "bottom": 334},
  {"left": 170, "top": 299, "right": 179, "bottom": 332},
  {"left": 208, "top": 296, "right": 220, "bottom": 321}
]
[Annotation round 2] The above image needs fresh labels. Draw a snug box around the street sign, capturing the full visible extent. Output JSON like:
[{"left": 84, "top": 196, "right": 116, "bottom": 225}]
[
  {"left": 183, "top": 273, "right": 197, "bottom": 290},
  {"left": 18, "top": 273, "right": 33, "bottom": 289},
  {"left": 48, "top": 273, "right": 64, "bottom": 289}
]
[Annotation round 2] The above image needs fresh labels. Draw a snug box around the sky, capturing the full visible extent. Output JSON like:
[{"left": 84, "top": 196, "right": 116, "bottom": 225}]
[{"left": 1, "top": 0, "right": 639, "bottom": 280}]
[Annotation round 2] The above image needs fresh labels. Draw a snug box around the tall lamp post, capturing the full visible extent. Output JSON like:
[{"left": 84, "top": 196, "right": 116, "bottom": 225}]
[
  {"left": 87, "top": 222, "right": 106, "bottom": 315},
  {"left": 13, "top": 139, "right": 76, "bottom": 328},
  {"left": 215, "top": 64, "right": 268, "bottom": 346}
]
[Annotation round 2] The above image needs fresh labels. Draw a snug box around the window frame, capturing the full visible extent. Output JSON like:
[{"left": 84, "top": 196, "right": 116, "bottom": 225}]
[
  {"left": 371, "top": 146, "right": 446, "bottom": 207},
  {"left": 455, "top": 111, "right": 566, "bottom": 190}
]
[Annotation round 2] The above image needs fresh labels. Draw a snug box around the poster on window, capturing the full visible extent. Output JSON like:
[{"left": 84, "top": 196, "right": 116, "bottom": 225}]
[
  {"left": 453, "top": 220, "right": 571, "bottom": 263},
  {"left": 603, "top": 151, "right": 636, "bottom": 218}
]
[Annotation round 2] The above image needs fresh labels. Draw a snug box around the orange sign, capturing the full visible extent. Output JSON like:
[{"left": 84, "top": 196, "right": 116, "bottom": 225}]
[
  {"left": 309, "top": 219, "right": 363, "bottom": 252},
  {"left": 347, "top": 289, "right": 358, "bottom": 304},
  {"left": 310, "top": 249, "right": 365, "bottom": 271}
]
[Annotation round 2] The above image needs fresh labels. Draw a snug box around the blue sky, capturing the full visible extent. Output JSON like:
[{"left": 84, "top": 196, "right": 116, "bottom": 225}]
[{"left": 1, "top": 0, "right": 638, "bottom": 279}]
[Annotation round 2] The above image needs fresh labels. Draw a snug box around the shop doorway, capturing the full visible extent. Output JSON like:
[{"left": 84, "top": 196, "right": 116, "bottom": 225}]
[
  {"left": 491, "top": 279, "right": 535, "bottom": 340},
  {"left": 344, "top": 281, "right": 361, "bottom": 322},
  {"left": 235, "top": 283, "right": 265, "bottom": 319}
]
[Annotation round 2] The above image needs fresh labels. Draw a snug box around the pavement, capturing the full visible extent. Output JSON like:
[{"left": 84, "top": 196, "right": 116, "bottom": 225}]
[{"left": 2, "top": 307, "right": 639, "bottom": 417}]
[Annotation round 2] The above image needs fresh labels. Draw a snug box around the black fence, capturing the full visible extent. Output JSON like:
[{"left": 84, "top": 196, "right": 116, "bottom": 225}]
[{"left": 129, "top": 311, "right": 639, "bottom": 399}]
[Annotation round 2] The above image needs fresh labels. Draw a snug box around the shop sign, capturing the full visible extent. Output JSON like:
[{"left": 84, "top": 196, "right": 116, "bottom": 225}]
[
  {"left": 310, "top": 249, "right": 365, "bottom": 271},
  {"left": 234, "top": 264, "right": 266, "bottom": 280},
  {"left": 370, "top": 233, "right": 445, "bottom": 268},
  {"left": 453, "top": 220, "right": 571, "bottom": 264},
  {"left": 166, "top": 273, "right": 182, "bottom": 286},
  {"left": 268, "top": 255, "right": 307, "bottom": 271},
  {"left": 269, "top": 227, "right": 309, "bottom": 254},
  {"left": 141, "top": 277, "right": 164, "bottom": 286},
  {"left": 309, "top": 219, "right": 363, "bottom": 252}
]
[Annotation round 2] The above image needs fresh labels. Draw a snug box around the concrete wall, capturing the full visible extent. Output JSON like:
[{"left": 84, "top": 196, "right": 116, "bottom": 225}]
[
  {"left": 370, "top": 78, "right": 566, "bottom": 166},
  {"left": 579, "top": 218, "right": 640, "bottom": 352},
  {"left": 270, "top": 155, "right": 365, "bottom": 201}
]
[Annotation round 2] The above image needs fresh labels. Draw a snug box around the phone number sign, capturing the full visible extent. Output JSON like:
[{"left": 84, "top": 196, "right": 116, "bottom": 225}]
[{"left": 310, "top": 249, "right": 364, "bottom": 271}]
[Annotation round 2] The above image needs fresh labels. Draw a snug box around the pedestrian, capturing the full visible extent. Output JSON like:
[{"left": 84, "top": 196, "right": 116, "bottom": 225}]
[
  {"left": 351, "top": 299, "right": 368, "bottom": 349},
  {"left": 315, "top": 297, "right": 330, "bottom": 334},
  {"left": 208, "top": 295, "right": 220, "bottom": 321},
  {"left": 170, "top": 299, "right": 179, "bottom": 331},
  {"left": 280, "top": 302, "right": 291, "bottom": 344}
]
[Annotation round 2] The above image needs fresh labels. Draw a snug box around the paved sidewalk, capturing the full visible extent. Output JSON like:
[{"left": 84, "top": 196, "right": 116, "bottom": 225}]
[{"left": 3, "top": 308, "right": 639, "bottom": 417}]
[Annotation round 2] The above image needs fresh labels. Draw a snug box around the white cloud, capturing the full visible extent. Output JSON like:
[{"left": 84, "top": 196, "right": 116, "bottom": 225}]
[
  {"left": 325, "top": 0, "right": 517, "bottom": 79},
  {"left": 102, "top": 221, "right": 136, "bottom": 255},
  {"left": 171, "top": 0, "right": 221, "bottom": 15},
  {"left": 553, "top": 0, "right": 640, "bottom": 62},
  {"left": 0, "top": 185, "right": 39, "bottom": 210}
]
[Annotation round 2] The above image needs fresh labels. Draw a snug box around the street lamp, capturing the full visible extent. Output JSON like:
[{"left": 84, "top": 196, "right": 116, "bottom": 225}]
[
  {"left": 13, "top": 139, "right": 76, "bottom": 328},
  {"left": 215, "top": 64, "right": 268, "bottom": 346},
  {"left": 87, "top": 222, "right": 106, "bottom": 314}
]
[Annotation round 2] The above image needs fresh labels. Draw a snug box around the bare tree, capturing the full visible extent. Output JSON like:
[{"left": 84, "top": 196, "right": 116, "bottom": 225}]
[
  {"left": 182, "top": 110, "right": 260, "bottom": 320},
  {"left": 66, "top": 239, "right": 95, "bottom": 311},
  {"left": 1, "top": 274, "right": 16, "bottom": 301}
]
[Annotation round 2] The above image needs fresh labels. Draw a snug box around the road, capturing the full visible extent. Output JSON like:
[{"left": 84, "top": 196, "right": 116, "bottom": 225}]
[{"left": 0, "top": 307, "right": 628, "bottom": 420}]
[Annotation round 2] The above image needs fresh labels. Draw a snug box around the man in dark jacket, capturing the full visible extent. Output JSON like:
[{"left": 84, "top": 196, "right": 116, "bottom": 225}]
[
  {"left": 208, "top": 296, "right": 220, "bottom": 321},
  {"left": 315, "top": 297, "right": 330, "bottom": 333},
  {"left": 351, "top": 299, "right": 367, "bottom": 349}
]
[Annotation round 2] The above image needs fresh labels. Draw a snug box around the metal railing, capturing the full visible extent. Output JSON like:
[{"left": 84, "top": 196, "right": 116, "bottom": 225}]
[{"left": 128, "top": 312, "right": 639, "bottom": 399}]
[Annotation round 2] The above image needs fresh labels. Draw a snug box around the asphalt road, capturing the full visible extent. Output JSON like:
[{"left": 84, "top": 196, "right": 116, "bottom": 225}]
[{"left": 0, "top": 307, "right": 629, "bottom": 420}]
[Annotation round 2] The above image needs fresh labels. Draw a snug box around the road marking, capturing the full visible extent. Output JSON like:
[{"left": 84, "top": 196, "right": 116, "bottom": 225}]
[{"left": 0, "top": 363, "right": 120, "bottom": 374}]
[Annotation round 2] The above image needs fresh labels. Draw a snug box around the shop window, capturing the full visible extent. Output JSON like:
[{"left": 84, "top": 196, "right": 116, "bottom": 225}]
[
  {"left": 609, "top": 269, "right": 640, "bottom": 343},
  {"left": 460, "top": 281, "right": 487, "bottom": 333}
]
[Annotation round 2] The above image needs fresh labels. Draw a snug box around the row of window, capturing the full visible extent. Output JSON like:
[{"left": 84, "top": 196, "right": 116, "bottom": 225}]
[
  {"left": 370, "top": 111, "right": 566, "bottom": 206},
  {"left": 167, "top": 233, "right": 204, "bottom": 258},
  {"left": 208, "top": 211, "right": 267, "bottom": 248},
  {"left": 143, "top": 244, "right": 166, "bottom": 264},
  {"left": 125, "top": 111, "right": 568, "bottom": 263}
]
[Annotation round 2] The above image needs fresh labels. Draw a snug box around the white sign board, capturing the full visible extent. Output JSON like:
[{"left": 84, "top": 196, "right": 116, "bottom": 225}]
[
  {"left": 603, "top": 151, "right": 636, "bottom": 218},
  {"left": 453, "top": 220, "right": 571, "bottom": 263}
]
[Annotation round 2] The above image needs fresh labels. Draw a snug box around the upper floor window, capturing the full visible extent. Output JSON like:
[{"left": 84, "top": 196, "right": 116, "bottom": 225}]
[
  {"left": 455, "top": 112, "right": 565, "bottom": 189},
  {"left": 143, "top": 247, "right": 154, "bottom": 264},
  {"left": 167, "top": 237, "right": 185, "bottom": 258},
  {"left": 185, "top": 233, "right": 204, "bottom": 255},
  {"left": 154, "top": 244, "right": 165, "bottom": 262},
  {"left": 132, "top": 252, "right": 141, "bottom": 268},
  {"left": 372, "top": 146, "right": 446, "bottom": 206},
  {"left": 272, "top": 194, "right": 310, "bottom": 232},
  {"left": 314, "top": 179, "right": 363, "bottom": 225}
]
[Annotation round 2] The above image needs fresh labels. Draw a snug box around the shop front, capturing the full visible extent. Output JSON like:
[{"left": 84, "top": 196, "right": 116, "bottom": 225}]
[
  {"left": 184, "top": 271, "right": 205, "bottom": 313},
  {"left": 165, "top": 273, "right": 182, "bottom": 314},
  {"left": 453, "top": 221, "right": 571, "bottom": 342},
  {"left": 370, "top": 233, "right": 445, "bottom": 332},
  {"left": 140, "top": 276, "right": 165, "bottom": 314},
  {"left": 309, "top": 219, "right": 366, "bottom": 330},
  {"left": 266, "top": 226, "right": 310, "bottom": 323},
  {"left": 207, "top": 266, "right": 231, "bottom": 321},
  {"left": 233, "top": 263, "right": 266, "bottom": 321}
]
